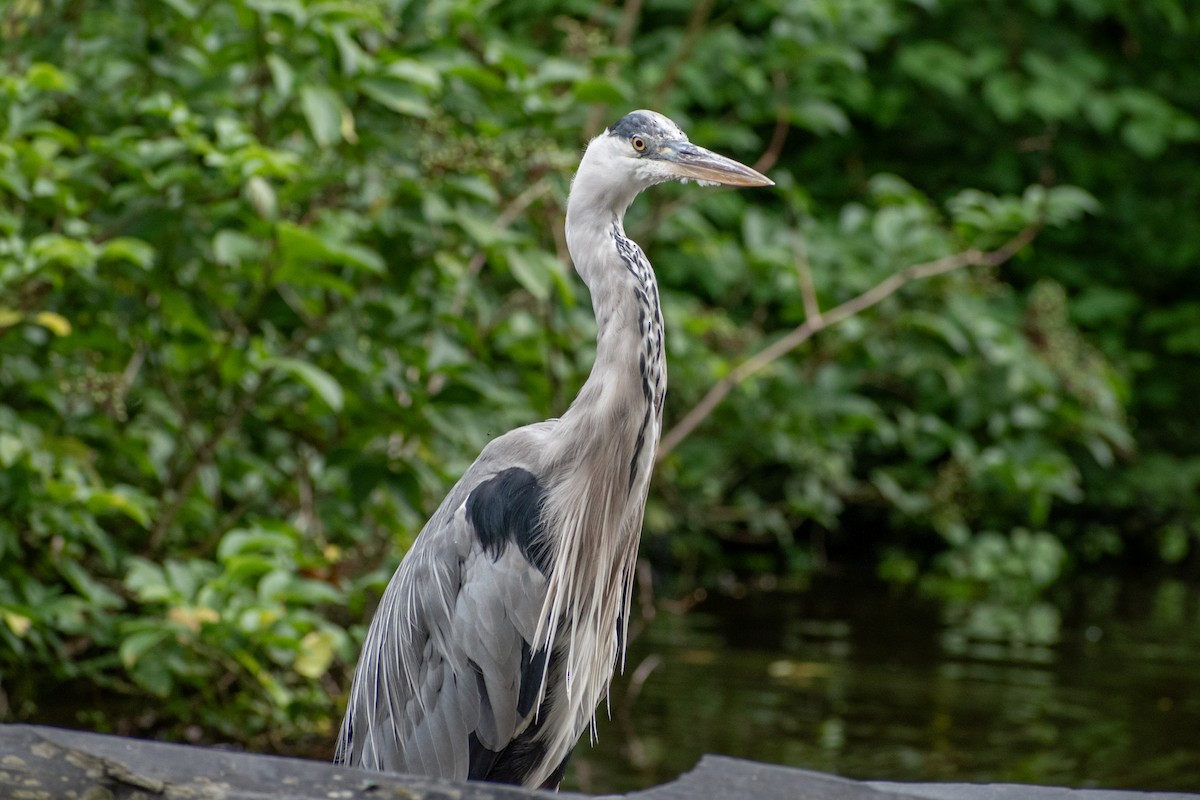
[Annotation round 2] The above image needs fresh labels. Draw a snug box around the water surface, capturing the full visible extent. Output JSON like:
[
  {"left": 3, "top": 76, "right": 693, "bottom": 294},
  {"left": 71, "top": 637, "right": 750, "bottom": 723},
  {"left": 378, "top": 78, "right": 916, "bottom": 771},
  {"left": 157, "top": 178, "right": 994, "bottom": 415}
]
[{"left": 565, "top": 574, "right": 1200, "bottom": 793}]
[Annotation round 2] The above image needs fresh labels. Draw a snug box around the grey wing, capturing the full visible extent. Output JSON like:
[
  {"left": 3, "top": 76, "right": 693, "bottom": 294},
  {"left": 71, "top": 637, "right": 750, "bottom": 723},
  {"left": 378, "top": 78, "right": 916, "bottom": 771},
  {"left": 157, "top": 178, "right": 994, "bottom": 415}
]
[{"left": 335, "top": 464, "right": 553, "bottom": 783}]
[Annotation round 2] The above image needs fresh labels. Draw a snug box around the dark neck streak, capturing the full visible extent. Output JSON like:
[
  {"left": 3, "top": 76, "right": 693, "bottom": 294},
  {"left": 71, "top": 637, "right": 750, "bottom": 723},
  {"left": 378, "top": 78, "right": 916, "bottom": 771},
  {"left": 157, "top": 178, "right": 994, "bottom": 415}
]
[{"left": 608, "top": 220, "right": 666, "bottom": 493}]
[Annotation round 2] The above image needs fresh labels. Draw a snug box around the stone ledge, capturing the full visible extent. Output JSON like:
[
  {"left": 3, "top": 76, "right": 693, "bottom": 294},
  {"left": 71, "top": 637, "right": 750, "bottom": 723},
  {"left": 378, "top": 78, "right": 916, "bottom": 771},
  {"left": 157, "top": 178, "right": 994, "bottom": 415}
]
[{"left": 1, "top": 724, "right": 1194, "bottom": 800}]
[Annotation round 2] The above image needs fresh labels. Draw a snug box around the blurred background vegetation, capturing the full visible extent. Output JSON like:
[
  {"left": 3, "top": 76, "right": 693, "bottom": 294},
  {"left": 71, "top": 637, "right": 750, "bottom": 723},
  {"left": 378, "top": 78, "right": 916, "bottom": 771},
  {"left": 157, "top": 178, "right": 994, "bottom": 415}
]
[{"left": 1, "top": 0, "right": 1198, "bottom": 768}]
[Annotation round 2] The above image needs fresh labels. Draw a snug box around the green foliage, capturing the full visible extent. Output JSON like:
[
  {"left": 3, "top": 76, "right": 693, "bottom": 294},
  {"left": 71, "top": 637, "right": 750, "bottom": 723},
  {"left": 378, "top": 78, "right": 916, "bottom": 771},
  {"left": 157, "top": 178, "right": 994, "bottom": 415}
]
[
  {"left": 1, "top": 0, "right": 1197, "bottom": 747},
  {"left": 117, "top": 524, "right": 349, "bottom": 739}
]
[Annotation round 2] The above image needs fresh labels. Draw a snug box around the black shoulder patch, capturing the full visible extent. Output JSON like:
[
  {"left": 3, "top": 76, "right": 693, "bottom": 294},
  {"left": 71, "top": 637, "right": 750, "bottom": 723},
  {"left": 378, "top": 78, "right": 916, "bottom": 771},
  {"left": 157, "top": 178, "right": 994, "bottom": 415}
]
[{"left": 465, "top": 468, "right": 553, "bottom": 575}]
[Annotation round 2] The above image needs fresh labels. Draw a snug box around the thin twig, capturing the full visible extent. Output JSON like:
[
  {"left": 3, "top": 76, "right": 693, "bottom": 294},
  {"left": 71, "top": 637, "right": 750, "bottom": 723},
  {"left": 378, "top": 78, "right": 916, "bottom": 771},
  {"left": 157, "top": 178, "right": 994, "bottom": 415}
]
[
  {"left": 751, "top": 72, "right": 792, "bottom": 177},
  {"left": 792, "top": 232, "right": 821, "bottom": 325},
  {"left": 625, "top": 654, "right": 662, "bottom": 707},
  {"left": 121, "top": 346, "right": 146, "bottom": 390},
  {"left": 752, "top": 113, "right": 790, "bottom": 177},
  {"left": 657, "top": 224, "right": 1041, "bottom": 458}
]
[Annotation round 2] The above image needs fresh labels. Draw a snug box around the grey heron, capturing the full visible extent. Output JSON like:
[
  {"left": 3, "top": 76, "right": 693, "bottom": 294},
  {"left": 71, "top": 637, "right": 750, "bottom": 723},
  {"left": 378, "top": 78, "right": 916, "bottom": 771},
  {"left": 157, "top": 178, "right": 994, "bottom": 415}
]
[{"left": 335, "top": 110, "right": 772, "bottom": 789}]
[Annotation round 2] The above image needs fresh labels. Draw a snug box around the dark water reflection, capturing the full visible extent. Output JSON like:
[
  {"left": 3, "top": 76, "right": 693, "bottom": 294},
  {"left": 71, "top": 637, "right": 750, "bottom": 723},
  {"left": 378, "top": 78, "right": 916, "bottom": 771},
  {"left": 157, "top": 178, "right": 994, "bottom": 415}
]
[{"left": 565, "top": 574, "right": 1200, "bottom": 793}]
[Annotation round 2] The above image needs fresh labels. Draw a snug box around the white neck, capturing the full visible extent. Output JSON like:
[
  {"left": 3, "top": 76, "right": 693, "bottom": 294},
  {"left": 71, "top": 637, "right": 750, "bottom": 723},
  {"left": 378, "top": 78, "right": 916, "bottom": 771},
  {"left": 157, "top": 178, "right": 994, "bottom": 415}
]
[{"left": 530, "top": 137, "right": 667, "bottom": 757}]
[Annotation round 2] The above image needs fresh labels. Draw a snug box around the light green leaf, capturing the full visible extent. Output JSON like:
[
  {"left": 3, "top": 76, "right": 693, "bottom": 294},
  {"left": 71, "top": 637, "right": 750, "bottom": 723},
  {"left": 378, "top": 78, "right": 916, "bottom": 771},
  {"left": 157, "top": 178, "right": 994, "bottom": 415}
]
[
  {"left": 382, "top": 60, "right": 443, "bottom": 91},
  {"left": 31, "top": 234, "right": 97, "bottom": 270},
  {"left": 331, "top": 25, "right": 367, "bottom": 76},
  {"left": 101, "top": 237, "right": 156, "bottom": 269},
  {"left": 1042, "top": 185, "right": 1101, "bottom": 226},
  {"left": 300, "top": 84, "right": 345, "bottom": 148},
  {"left": 0, "top": 433, "right": 23, "bottom": 467},
  {"left": 119, "top": 629, "right": 168, "bottom": 668},
  {"left": 213, "top": 230, "right": 261, "bottom": 266},
  {"left": 265, "top": 356, "right": 344, "bottom": 412},
  {"left": 2, "top": 610, "right": 32, "bottom": 638},
  {"left": 266, "top": 54, "right": 295, "bottom": 98},
  {"left": 85, "top": 486, "right": 152, "bottom": 528},
  {"left": 359, "top": 77, "right": 431, "bottom": 118},
  {"left": 32, "top": 311, "right": 71, "bottom": 337},
  {"left": 217, "top": 527, "right": 295, "bottom": 562},
  {"left": 294, "top": 630, "right": 336, "bottom": 679},
  {"left": 244, "top": 176, "right": 278, "bottom": 220},
  {"left": 160, "top": 0, "right": 198, "bottom": 17},
  {"left": 26, "top": 62, "right": 75, "bottom": 92}
]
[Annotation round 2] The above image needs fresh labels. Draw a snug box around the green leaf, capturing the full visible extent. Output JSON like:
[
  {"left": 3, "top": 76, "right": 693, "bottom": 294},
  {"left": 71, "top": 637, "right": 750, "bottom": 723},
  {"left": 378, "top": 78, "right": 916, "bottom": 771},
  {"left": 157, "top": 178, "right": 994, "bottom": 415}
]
[
  {"left": 85, "top": 486, "right": 152, "bottom": 528},
  {"left": 359, "top": 77, "right": 432, "bottom": 118},
  {"left": 276, "top": 221, "right": 385, "bottom": 274},
  {"left": 982, "top": 73, "right": 1024, "bottom": 121},
  {"left": 265, "top": 357, "right": 345, "bottom": 412},
  {"left": 572, "top": 77, "right": 625, "bottom": 105},
  {"left": 101, "top": 237, "right": 156, "bottom": 269},
  {"left": 217, "top": 526, "right": 296, "bottom": 562},
  {"left": 294, "top": 629, "right": 336, "bottom": 678},
  {"left": 26, "top": 62, "right": 75, "bottom": 92},
  {"left": 130, "top": 657, "right": 175, "bottom": 697},
  {"left": 125, "top": 559, "right": 173, "bottom": 603},
  {"left": 382, "top": 59, "right": 442, "bottom": 91},
  {"left": 1042, "top": 185, "right": 1100, "bottom": 226},
  {"left": 266, "top": 54, "right": 295, "bottom": 98},
  {"left": 505, "top": 247, "right": 566, "bottom": 301},
  {"left": 0, "top": 433, "right": 23, "bottom": 467},
  {"left": 160, "top": 0, "right": 198, "bottom": 18},
  {"left": 790, "top": 99, "right": 851, "bottom": 135},
  {"left": 898, "top": 42, "right": 970, "bottom": 97},
  {"left": 299, "top": 84, "right": 346, "bottom": 148},
  {"left": 213, "top": 230, "right": 261, "bottom": 267},
  {"left": 31, "top": 235, "right": 97, "bottom": 271},
  {"left": 58, "top": 560, "right": 123, "bottom": 610},
  {"left": 244, "top": 176, "right": 278, "bottom": 220},
  {"left": 32, "top": 311, "right": 71, "bottom": 337},
  {"left": 120, "top": 629, "right": 168, "bottom": 668}
]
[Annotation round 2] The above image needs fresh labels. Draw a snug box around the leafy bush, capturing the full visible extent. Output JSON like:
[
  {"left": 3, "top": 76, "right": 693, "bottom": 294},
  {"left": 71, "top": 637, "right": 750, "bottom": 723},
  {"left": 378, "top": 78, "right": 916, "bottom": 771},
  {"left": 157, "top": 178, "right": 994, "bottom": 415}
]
[{"left": 1, "top": 0, "right": 1196, "bottom": 745}]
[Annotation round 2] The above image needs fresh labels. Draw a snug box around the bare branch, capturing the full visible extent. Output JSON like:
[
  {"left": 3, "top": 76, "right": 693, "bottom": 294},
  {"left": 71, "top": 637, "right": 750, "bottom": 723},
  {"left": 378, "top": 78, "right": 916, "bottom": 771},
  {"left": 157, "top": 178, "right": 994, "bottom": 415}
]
[
  {"left": 751, "top": 72, "right": 792, "bottom": 177},
  {"left": 792, "top": 232, "right": 821, "bottom": 325},
  {"left": 656, "top": 224, "right": 1041, "bottom": 459}
]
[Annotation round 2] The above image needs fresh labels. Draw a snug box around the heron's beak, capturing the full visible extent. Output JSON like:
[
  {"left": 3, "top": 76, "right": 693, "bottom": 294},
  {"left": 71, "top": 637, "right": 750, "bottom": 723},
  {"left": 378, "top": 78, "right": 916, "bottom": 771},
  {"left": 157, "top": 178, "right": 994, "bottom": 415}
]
[{"left": 658, "top": 141, "right": 774, "bottom": 187}]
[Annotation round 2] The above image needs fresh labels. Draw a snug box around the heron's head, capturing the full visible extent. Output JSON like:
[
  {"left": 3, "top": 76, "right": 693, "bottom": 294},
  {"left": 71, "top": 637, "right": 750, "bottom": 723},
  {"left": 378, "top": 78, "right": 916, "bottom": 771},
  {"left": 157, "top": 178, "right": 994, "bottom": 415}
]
[
  {"left": 606, "top": 110, "right": 773, "bottom": 188},
  {"left": 574, "top": 110, "right": 773, "bottom": 214}
]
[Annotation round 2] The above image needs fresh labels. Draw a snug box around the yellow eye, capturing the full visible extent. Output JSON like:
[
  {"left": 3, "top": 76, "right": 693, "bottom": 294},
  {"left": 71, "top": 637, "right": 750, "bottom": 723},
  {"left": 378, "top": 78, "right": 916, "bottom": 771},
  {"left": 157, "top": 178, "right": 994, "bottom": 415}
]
[{"left": 631, "top": 135, "right": 646, "bottom": 152}]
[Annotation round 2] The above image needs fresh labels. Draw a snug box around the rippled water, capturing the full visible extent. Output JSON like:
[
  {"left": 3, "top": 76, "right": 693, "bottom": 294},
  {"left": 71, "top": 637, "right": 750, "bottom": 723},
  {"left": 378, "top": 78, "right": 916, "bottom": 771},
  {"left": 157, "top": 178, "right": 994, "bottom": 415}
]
[{"left": 565, "top": 574, "right": 1200, "bottom": 794}]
